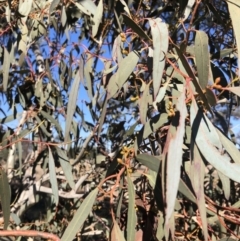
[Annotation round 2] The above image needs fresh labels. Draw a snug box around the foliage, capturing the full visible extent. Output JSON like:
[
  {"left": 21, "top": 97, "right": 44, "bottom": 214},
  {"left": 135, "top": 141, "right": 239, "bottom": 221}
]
[{"left": 0, "top": 0, "right": 240, "bottom": 240}]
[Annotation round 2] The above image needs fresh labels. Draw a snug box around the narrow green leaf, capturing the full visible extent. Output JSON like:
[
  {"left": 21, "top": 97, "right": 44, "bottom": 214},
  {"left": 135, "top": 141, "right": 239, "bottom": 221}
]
[
  {"left": 182, "top": 0, "right": 195, "bottom": 22},
  {"left": 40, "top": 110, "right": 63, "bottom": 137},
  {"left": 0, "top": 113, "right": 22, "bottom": 124},
  {"left": 136, "top": 154, "right": 161, "bottom": 172},
  {"left": 191, "top": 99, "right": 240, "bottom": 183},
  {"left": 55, "top": 147, "right": 75, "bottom": 190},
  {"left": 84, "top": 53, "right": 93, "bottom": 100},
  {"left": 144, "top": 170, "right": 157, "bottom": 189},
  {"left": 127, "top": 174, "right": 136, "bottom": 241},
  {"left": 122, "top": 14, "right": 151, "bottom": 41},
  {"left": 139, "top": 83, "right": 150, "bottom": 124},
  {"left": 217, "top": 129, "right": 240, "bottom": 165},
  {"left": 61, "top": 188, "right": 98, "bottom": 241},
  {"left": 211, "top": 48, "right": 235, "bottom": 59},
  {"left": 227, "top": 0, "right": 240, "bottom": 77},
  {"left": 107, "top": 51, "right": 139, "bottom": 99},
  {"left": 178, "top": 179, "right": 196, "bottom": 204},
  {"left": 17, "top": 141, "right": 22, "bottom": 176},
  {"left": 48, "top": 147, "right": 59, "bottom": 205},
  {"left": 149, "top": 18, "right": 169, "bottom": 99},
  {"left": 153, "top": 77, "right": 171, "bottom": 109},
  {"left": 217, "top": 170, "right": 230, "bottom": 200},
  {"left": 61, "top": 6, "right": 67, "bottom": 27},
  {"left": 156, "top": 212, "right": 164, "bottom": 240},
  {"left": 0, "top": 169, "right": 11, "bottom": 229},
  {"left": 195, "top": 31, "right": 209, "bottom": 89},
  {"left": 2, "top": 47, "right": 10, "bottom": 92},
  {"left": 35, "top": 116, "right": 51, "bottom": 137},
  {"left": 112, "top": 218, "right": 126, "bottom": 241},
  {"left": 65, "top": 68, "right": 81, "bottom": 143},
  {"left": 119, "top": 0, "right": 131, "bottom": 16},
  {"left": 49, "top": 0, "right": 60, "bottom": 14},
  {"left": 174, "top": 46, "right": 213, "bottom": 114},
  {"left": 225, "top": 87, "right": 240, "bottom": 96},
  {"left": 143, "top": 113, "right": 168, "bottom": 139},
  {"left": 190, "top": 144, "right": 208, "bottom": 241},
  {"left": 205, "top": 88, "right": 217, "bottom": 106},
  {"left": 98, "top": 94, "right": 107, "bottom": 137},
  {"left": 165, "top": 89, "right": 187, "bottom": 226},
  {"left": 92, "top": 0, "right": 103, "bottom": 37}
]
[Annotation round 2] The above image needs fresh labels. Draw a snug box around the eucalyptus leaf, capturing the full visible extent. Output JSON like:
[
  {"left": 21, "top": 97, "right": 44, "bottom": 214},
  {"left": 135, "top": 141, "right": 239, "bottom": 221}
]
[
  {"left": 127, "top": 174, "right": 137, "bottom": 241},
  {"left": 0, "top": 169, "right": 11, "bottom": 229},
  {"left": 61, "top": 188, "right": 98, "bottom": 241},
  {"left": 48, "top": 147, "right": 59, "bottom": 205}
]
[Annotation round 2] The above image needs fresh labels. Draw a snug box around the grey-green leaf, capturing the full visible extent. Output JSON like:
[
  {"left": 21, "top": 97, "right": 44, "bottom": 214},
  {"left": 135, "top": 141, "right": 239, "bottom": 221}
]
[
  {"left": 136, "top": 154, "right": 161, "bottom": 172},
  {"left": 127, "top": 174, "right": 137, "bottom": 241},
  {"left": 0, "top": 169, "right": 11, "bottom": 229},
  {"left": 61, "top": 188, "right": 98, "bottom": 241},
  {"left": 92, "top": 0, "right": 103, "bottom": 37},
  {"left": 3, "top": 47, "right": 10, "bottom": 92},
  {"left": 227, "top": 0, "right": 240, "bottom": 77},
  {"left": 56, "top": 147, "right": 75, "bottom": 190},
  {"left": 48, "top": 147, "right": 59, "bottom": 204},
  {"left": 107, "top": 51, "right": 139, "bottom": 99},
  {"left": 122, "top": 14, "right": 151, "bottom": 41},
  {"left": 194, "top": 30, "right": 209, "bottom": 89},
  {"left": 149, "top": 18, "right": 169, "bottom": 99},
  {"left": 65, "top": 68, "right": 81, "bottom": 143}
]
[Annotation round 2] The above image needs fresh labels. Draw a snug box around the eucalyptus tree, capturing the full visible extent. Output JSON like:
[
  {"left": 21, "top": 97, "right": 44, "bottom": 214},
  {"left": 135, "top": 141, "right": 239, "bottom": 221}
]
[{"left": 0, "top": 0, "right": 240, "bottom": 240}]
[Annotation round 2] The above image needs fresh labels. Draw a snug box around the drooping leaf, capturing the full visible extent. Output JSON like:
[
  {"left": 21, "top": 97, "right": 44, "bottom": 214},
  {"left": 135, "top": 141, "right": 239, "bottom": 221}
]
[
  {"left": 191, "top": 99, "right": 240, "bottom": 183},
  {"left": 149, "top": 18, "right": 169, "bottom": 99},
  {"left": 122, "top": 14, "right": 151, "bottom": 41},
  {"left": 190, "top": 144, "right": 208, "bottom": 241},
  {"left": 225, "top": 86, "right": 240, "bottom": 97},
  {"left": 17, "top": 141, "right": 22, "bottom": 176},
  {"left": 49, "top": 0, "right": 60, "bottom": 14},
  {"left": 35, "top": 116, "right": 51, "bottom": 137},
  {"left": 112, "top": 34, "right": 123, "bottom": 63},
  {"left": 139, "top": 83, "right": 150, "bottom": 124},
  {"left": 174, "top": 46, "right": 212, "bottom": 114},
  {"left": 153, "top": 77, "right": 171, "bottom": 110},
  {"left": 217, "top": 128, "right": 240, "bottom": 165},
  {"left": 136, "top": 154, "right": 161, "bottom": 172},
  {"left": 40, "top": 110, "right": 63, "bottom": 138},
  {"left": 182, "top": 0, "right": 195, "bottom": 22},
  {"left": 227, "top": 0, "right": 240, "bottom": 77},
  {"left": 107, "top": 51, "right": 139, "bottom": 99},
  {"left": 165, "top": 88, "right": 187, "bottom": 226},
  {"left": 126, "top": 174, "right": 137, "bottom": 241},
  {"left": 98, "top": 94, "right": 107, "bottom": 137},
  {"left": 61, "top": 188, "right": 98, "bottom": 241},
  {"left": 65, "top": 67, "right": 81, "bottom": 143},
  {"left": 178, "top": 179, "right": 196, "bottom": 204},
  {"left": 56, "top": 147, "right": 75, "bottom": 190},
  {"left": 0, "top": 169, "right": 11, "bottom": 229},
  {"left": 156, "top": 212, "right": 164, "bottom": 240},
  {"left": 217, "top": 170, "right": 230, "bottom": 200},
  {"left": 18, "top": 0, "right": 32, "bottom": 17},
  {"left": 194, "top": 30, "right": 209, "bottom": 89},
  {"left": 119, "top": 0, "right": 131, "bottom": 16},
  {"left": 84, "top": 53, "right": 93, "bottom": 100},
  {"left": 211, "top": 48, "right": 236, "bottom": 59},
  {"left": 92, "top": 0, "right": 103, "bottom": 37},
  {"left": 2, "top": 47, "right": 10, "bottom": 92},
  {"left": 112, "top": 218, "right": 126, "bottom": 241},
  {"left": 48, "top": 147, "right": 59, "bottom": 205},
  {"left": 205, "top": 88, "right": 217, "bottom": 106}
]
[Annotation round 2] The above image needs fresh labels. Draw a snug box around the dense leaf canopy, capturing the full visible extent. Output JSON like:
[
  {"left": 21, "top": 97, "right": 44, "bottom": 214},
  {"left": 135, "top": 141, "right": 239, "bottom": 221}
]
[{"left": 0, "top": 0, "right": 240, "bottom": 240}]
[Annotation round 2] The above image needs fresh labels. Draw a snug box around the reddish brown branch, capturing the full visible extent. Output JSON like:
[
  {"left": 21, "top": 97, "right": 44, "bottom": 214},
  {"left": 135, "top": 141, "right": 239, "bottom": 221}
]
[{"left": 0, "top": 230, "right": 60, "bottom": 241}]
